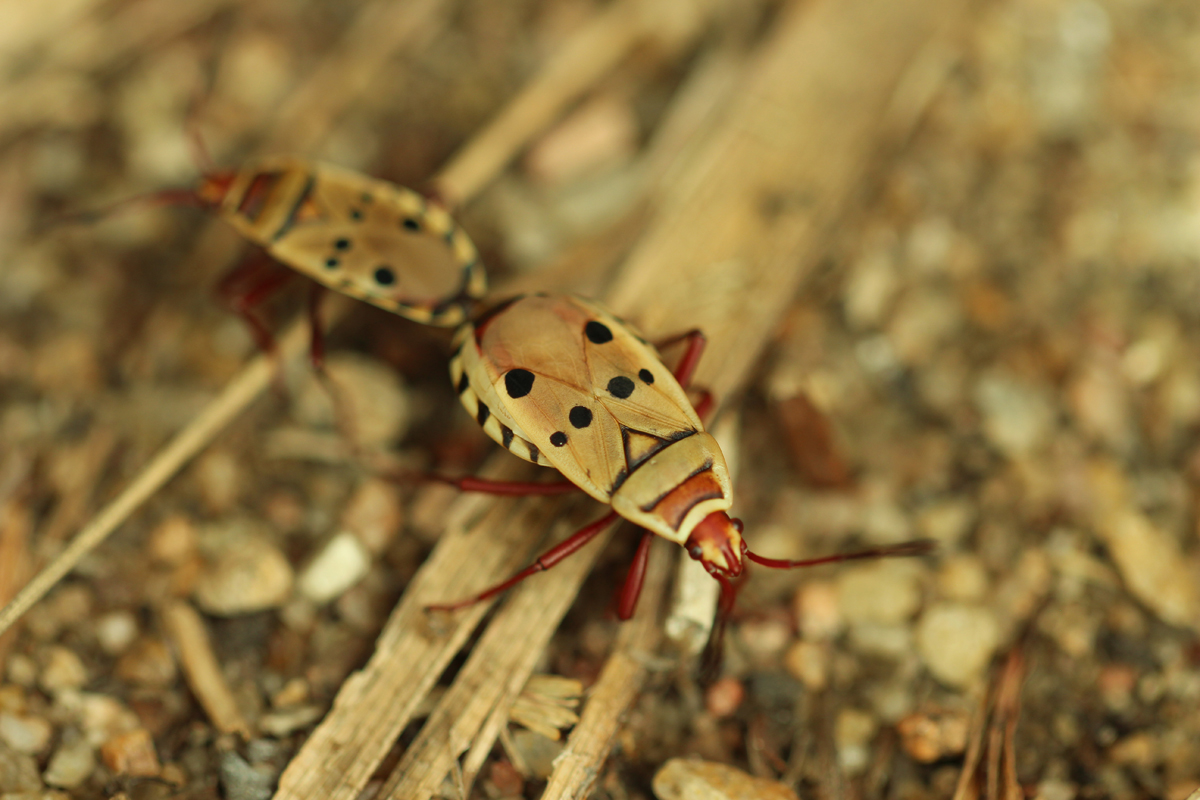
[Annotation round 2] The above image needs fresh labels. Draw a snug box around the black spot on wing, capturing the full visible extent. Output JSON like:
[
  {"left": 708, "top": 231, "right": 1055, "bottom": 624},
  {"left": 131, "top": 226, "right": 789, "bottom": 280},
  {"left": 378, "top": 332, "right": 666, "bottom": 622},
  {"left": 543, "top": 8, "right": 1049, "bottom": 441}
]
[
  {"left": 585, "top": 321, "right": 613, "bottom": 344},
  {"left": 639, "top": 368, "right": 654, "bottom": 384},
  {"left": 550, "top": 431, "right": 568, "bottom": 447},
  {"left": 569, "top": 406, "right": 593, "bottom": 429},
  {"left": 334, "top": 237, "right": 351, "bottom": 250},
  {"left": 456, "top": 372, "right": 470, "bottom": 395},
  {"left": 401, "top": 217, "right": 421, "bottom": 232},
  {"left": 505, "top": 369, "right": 535, "bottom": 399},
  {"left": 527, "top": 442, "right": 541, "bottom": 463},
  {"left": 607, "top": 376, "right": 635, "bottom": 399},
  {"left": 374, "top": 266, "right": 396, "bottom": 286},
  {"left": 501, "top": 425, "right": 514, "bottom": 450},
  {"left": 476, "top": 403, "right": 490, "bottom": 426}
]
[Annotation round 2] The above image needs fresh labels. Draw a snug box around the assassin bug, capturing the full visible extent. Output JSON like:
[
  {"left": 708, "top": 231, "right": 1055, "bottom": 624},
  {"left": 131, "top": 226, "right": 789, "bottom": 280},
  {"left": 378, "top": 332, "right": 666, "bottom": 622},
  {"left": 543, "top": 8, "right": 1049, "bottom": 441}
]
[
  {"left": 432, "top": 293, "right": 933, "bottom": 671},
  {"left": 73, "top": 156, "right": 486, "bottom": 364}
]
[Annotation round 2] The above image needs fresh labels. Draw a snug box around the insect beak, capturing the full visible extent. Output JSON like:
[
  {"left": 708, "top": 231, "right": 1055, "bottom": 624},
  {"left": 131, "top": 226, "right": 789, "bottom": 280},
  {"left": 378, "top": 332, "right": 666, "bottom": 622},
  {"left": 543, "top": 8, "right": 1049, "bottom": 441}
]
[{"left": 685, "top": 512, "right": 745, "bottom": 578}]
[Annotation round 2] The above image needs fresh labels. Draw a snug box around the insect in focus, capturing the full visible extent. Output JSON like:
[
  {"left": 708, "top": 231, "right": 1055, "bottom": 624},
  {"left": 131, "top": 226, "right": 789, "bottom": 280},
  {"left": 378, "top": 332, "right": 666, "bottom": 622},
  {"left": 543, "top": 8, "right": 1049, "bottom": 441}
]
[
  {"left": 76, "top": 156, "right": 487, "bottom": 363},
  {"left": 432, "top": 294, "right": 933, "bottom": 673}
]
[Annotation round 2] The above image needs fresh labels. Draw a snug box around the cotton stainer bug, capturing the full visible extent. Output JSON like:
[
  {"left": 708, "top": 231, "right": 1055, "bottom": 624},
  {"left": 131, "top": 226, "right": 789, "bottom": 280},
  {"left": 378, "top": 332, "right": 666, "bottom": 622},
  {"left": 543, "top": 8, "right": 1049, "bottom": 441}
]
[
  {"left": 71, "top": 156, "right": 487, "bottom": 364},
  {"left": 431, "top": 293, "right": 933, "bottom": 672}
]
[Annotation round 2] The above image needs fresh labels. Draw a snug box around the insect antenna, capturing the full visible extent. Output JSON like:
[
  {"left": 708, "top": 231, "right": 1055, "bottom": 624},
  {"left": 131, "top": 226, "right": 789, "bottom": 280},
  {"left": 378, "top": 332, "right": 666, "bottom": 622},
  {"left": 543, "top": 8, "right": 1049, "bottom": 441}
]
[
  {"left": 744, "top": 538, "right": 937, "bottom": 569},
  {"left": 699, "top": 539, "right": 937, "bottom": 684}
]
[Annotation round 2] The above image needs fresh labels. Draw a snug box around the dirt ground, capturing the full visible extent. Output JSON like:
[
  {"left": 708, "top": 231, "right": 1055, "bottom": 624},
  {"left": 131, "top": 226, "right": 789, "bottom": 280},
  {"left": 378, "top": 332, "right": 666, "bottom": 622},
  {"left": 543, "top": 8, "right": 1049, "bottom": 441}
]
[{"left": 1, "top": 0, "right": 1199, "bottom": 798}]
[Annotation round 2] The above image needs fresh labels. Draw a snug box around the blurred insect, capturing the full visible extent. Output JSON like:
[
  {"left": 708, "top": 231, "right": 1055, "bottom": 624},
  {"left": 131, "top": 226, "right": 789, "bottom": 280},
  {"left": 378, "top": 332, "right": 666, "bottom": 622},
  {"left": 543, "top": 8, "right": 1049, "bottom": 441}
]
[
  {"left": 430, "top": 293, "right": 933, "bottom": 674},
  {"left": 71, "top": 155, "right": 486, "bottom": 365}
]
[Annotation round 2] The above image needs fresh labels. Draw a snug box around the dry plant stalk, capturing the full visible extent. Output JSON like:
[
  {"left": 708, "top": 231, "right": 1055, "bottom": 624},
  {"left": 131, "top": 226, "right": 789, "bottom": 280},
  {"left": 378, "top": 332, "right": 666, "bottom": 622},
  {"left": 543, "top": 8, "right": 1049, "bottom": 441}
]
[
  {"left": 279, "top": 0, "right": 972, "bottom": 798},
  {"left": 162, "top": 600, "right": 251, "bottom": 738}
]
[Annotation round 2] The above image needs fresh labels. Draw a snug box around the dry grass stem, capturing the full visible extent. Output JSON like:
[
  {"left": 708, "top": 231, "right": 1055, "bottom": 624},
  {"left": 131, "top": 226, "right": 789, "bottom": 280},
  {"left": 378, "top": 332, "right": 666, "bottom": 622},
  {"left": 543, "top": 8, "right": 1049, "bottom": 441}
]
[
  {"left": 162, "top": 599, "right": 251, "bottom": 738},
  {"left": 374, "top": 509, "right": 612, "bottom": 799},
  {"left": 540, "top": 538, "right": 673, "bottom": 799},
  {"left": 432, "top": 0, "right": 721, "bottom": 208}
]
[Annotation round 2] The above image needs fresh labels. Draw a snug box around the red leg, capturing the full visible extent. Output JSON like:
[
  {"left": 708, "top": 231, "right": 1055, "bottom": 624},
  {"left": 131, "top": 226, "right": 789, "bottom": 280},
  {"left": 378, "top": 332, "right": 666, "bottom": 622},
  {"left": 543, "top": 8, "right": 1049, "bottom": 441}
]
[
  {"left": 655, "top": 329, "right": 706, "bottom": 388},
  {"left": 616, "top": 531, "right": 654, "bottom": 620},
  {"left": 699, "top": 574, "right": 739, "bottom": 685},
  {"left": 426, "top": 511, "right": 619, "bottom": 612},
  {"left": 307, "top": 283, "right": 328, "bottom": 370},
  {"left": 422, "top": 473, "right": 581, "bottom": 496},
  {"left": 215, "top": 254, "right": 295, "bottom": 356},
  {"left": 691, "top": 389, "right": 715, "bottom": 422}
]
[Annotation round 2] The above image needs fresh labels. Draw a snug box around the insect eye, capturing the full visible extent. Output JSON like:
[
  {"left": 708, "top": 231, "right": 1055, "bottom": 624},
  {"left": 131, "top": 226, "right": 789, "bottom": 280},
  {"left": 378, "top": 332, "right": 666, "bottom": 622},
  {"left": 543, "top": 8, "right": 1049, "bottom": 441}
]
[
  {"left": 732, "top": 518, "right": 744, "bottom": 533},
  {"left": 688, "top": 544, "right": 703, "bottom": 560}
]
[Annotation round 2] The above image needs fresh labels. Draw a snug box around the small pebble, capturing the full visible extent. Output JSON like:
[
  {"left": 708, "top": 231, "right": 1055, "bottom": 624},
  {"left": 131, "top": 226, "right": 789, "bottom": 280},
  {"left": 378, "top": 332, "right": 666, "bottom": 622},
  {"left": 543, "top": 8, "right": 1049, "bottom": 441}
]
[
  {"left": 917, "top": 499, "right": 975, "bottom": 546},
  {"left": 652, "top": 758, "right": 799, "bottom": 800},
  {"left": 25, "top": 586, "right": 93, "bottom": 641},
  {"left": 148, "top": 515, "right": 197, "bottom": 566},
  {"left": 0, "top": 686, "right": 24, "bottom": 713},
  {"left": 270, "top": 678, "right": 310, "bottom": 709},
  {"left": 834, "top": 708, "right": 878, "bottom": 775},
  {"left": 936, "top": 554, "right": 989, "bottom": 601},
  {"left": 1107, "top": 731, "right": 1157, "bottom": 767},
  {"left": 219, "top": 751, "right": 274, "bottom": 800},
  {"left": 836, "top": 561, "right": 923, "bottom": 625},
  {"left": 897, "top": 708, "right": 970, "bottom": 762},
  {"left": 488, "top": 759, "right": 524, "bottom": 797},
  {"left": 1096, "top": 510, "right": 1199, "bottom": 630},
  {"left": 257, "top": 705, "right": 324, "bottom": 738},
  {"left": 506, "top": 729, "right": 564, "bottom": 780},
  {"left": 783, "top": 640, "right": 829, "bottom": 690},
  {"left": 340, "top": 479, "right": 404, "bottom": 555},
  {"left": 848, "top": 622, "right": 913, "bottom": 659},
  {"left": 843, "top": 247, "right": 898, "bottom": 329},
  {"left": 916, "top": 603, "right": 1000, "bottom": 688},
  {"left": 94, "top": 611, "right": 139, "bottom": 656},
  {"left": 38, "top": 647, "right": 88, "bottom": 694},
  {"left": 0, "top": 713, "right": 53, "bottom": 755},
  {"left": 0, "top": 740, "right": 43, "bottom": 791},
  {"left": 100, "top": 729, "right": 161, "bottom": 777},
  {"left": 42, "top": 735, "right": 95, "bottom": 789},
  {"left": 6, "top": 654, "right": 37, "bottom": 688},
  {"left": 297, "top": 532, "right": 370, "bottom": 605},
  {"left": 792, "top": 581, "right": 842, "bottom": 640},
  {"left": 1068, "top": 359, "right": 1133, "bottom": 451},
  {"left": 1035, "top": 779, "right": 1079, "bottom": 800},
  {"left": 194, "top": 449, "right": 242, "bottom": 513},
  {"left": 115, "top": 637, "right": 178, "bottom": 688},
  {"left": 888, "top": 287, "right": 962, "bottom": 365},
  {"left": 703, "top": 677, "right": 744, "bottom": 718},
  {"left": 735, "top": 617, "right": 791, "bottom": 664},
  {"left": 974, "top": 372, "right": 1054, "bottom": 457},
  {"left": 194, "top": 534, "right": 294, "bottom": 616},
  {"left": 78, "top": 694, "right": 143, "bottom": 747}
]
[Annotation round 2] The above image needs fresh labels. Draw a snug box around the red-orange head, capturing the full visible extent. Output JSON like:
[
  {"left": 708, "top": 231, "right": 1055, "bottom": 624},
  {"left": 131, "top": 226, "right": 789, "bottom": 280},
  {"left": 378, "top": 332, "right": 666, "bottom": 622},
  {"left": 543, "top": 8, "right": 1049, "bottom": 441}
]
[
  {"left": 194, "top": 170, "right": 237, "bottom": 207},
  {"left": 684, "top": 511, "right": 747, "bottom": 578}
]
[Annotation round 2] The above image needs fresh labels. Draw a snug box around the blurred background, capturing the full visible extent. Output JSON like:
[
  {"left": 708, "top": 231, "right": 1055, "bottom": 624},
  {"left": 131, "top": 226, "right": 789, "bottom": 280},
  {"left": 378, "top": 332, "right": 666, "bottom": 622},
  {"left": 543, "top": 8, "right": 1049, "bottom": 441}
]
[{"left": 0, "top": 0, "right": 1198, "bottom": 798}]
